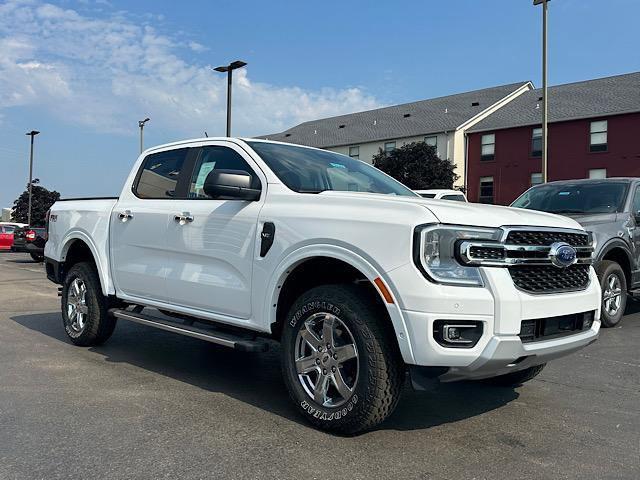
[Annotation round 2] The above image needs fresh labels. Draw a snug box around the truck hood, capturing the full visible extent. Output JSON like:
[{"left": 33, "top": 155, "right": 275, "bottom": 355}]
[
  {"left": 561, "top": 212, "right": 620, "bottom": 227},
  {"left": 318, "top": 191, "right": 583, "bottom": 230}
]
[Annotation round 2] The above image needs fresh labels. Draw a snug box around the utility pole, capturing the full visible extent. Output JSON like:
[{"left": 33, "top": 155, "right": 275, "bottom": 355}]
[
  {"left": 214, "top": 60, "right": 247, "bottom": 136},
  {"left": 25, "top": 130, "right": 40, "bottom": 226},
  {"left": 138, "top": 118, "right": 150, "bottom": 154},
  {"left": 534, "top": 0, "right": 549, "bottom": 182}
]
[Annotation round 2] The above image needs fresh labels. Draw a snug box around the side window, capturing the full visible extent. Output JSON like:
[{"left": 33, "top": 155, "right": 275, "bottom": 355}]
[
  {"left": 134, "top": 148, "right": 189, "bottom": 199},
  {"left": 632, "top": 186, "right": 640, "bottom": 217},
  {"left": 441, "top": 194, "right": 465, "bottom": 202},
  {"left": 189, "top": 146, "right": 260, "bottom": 199}
]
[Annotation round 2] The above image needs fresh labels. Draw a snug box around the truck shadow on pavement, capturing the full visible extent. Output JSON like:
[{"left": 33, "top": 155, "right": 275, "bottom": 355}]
[{"left": 12, "top": 312, "right": 519, "bottom": 434}]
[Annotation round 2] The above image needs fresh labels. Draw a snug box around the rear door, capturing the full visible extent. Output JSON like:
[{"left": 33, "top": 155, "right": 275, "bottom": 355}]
[
  {"left": 110, "top": 147, "right": 193, "bottom": 302},
  {"left": 163, "top": 142, "right": 266, "bottom": 319},
  {"left": 0, "top": 226, "right": 14, "bottom": 250}
]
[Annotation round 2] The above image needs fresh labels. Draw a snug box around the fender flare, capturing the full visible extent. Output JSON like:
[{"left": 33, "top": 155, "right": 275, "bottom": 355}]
[
  {"left": 265, "top": 244, "right": 416, "bottom": 364},
  {"left": 596, "top": 237, "right": 633, "bottom": 264},
  {"left": 60, "top": 231, "right": 114, "bottom": 296}
]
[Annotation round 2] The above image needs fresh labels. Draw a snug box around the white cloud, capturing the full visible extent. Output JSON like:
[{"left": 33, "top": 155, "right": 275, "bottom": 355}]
[{"left": 0, "top": 0, "right": 381, "bottom": 137}]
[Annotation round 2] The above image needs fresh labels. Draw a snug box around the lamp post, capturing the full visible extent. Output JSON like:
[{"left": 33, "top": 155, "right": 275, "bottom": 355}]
[
  {"left": 25, "top": 130, "right": 40, "bottom": 226},
  {"left": 214, "top": 60, "right": 247, "bottom": 137},
  {"left": 138, "top": 117, "right": 150, "bottom": 154},
  {"left": 534, "top": 0, "right": 549, "bottom": 182}
]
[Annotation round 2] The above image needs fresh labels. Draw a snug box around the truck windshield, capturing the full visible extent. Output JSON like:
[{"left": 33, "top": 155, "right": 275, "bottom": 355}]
[
  {"left": 246, "top": 141, "right": 417, "bottom": 197},
  {"left": 511, "top": 182, "right": 629, "bottom": 214}
]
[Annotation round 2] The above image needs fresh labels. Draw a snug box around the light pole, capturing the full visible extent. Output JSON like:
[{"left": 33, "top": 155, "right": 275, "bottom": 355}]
[
  {"left": 214, "top": 60, "right": 247, "bottom": 137},
  {"left": 138, "top": 117, "right": 150, "bottom": 153},
  {"left": 534, "top": 0, "right": 549, "bottom": 182},
  {"left": 25, "top": 130, "right": 40, "bottom": 226}
]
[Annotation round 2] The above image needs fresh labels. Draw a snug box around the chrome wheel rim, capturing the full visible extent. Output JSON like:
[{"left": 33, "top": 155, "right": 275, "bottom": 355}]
[
  {"left": 294, "top": 312, "right": 359, "bottom": 408},
  {"left": 67, "top": 278, "right": 88, "bottom": 333},
  {"left": 603, "top": 273, "right": 622, "bottom": 317}
]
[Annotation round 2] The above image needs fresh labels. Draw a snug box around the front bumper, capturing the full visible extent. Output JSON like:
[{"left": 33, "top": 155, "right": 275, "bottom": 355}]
[{"left": 386, "top": 261, "right": 601, "bottom": 381}]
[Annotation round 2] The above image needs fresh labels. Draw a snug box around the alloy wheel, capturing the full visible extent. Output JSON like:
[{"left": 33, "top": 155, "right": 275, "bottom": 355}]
[
  {"left": 294, "top": 312, "right": 359, "bottom": 408},
  {"left": 603, "top": 273, "right": 623, "bottom": 317},
  {"left": 67, "top": 278, "right": 89, "bottom": 333}
]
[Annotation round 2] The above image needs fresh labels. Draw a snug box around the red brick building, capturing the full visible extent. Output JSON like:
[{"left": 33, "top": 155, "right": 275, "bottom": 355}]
[{"left": 466, "top": 72, "right": 640, "bottom": 205}]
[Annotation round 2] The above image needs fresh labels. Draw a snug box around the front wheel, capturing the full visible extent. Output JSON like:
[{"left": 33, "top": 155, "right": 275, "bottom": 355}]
[
  {"left": 596, "top": 260, "right": 627, "bottom": 328},
  {"left": 62, "top": 262, "right": 117, "bottom": 346},
  {"left": 281, "top": 285, "right": 403, "bottom": 434}
]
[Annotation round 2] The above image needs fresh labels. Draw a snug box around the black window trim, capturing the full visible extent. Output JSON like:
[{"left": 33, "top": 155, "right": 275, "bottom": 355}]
[{"left": 131, "top": 147, "right": 195, "bottom": 200}]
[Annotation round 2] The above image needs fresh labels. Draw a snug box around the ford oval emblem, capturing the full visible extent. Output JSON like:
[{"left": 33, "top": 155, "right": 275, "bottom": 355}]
[{"left": 549, "top": 242, "right": 577, "bottom": 268}]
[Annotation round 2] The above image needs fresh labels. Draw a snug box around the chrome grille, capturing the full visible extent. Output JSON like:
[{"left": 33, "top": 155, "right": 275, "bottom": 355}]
[
  {"left": 509, "top": 264, "right": 591, "bottom": 294},
  {"left": 506, "top": 230, "right": 589, "bottom": 247}
]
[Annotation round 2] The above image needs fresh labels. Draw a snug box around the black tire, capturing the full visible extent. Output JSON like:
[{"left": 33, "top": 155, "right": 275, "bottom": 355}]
[
  {"left": 30, "top": 252, "right": 44, "bottom": 262},
  {"left": 482, "top": 364, "right": 546, "bottom": 387},
  {"left": 596, "top": 260, "right": 627, "bottom": 328},
  {"left": 61, "top": 262, "right": 117, "bottom": 346},
  {"left": 281, "top": 285, "right": 404, "bottom": 434}
]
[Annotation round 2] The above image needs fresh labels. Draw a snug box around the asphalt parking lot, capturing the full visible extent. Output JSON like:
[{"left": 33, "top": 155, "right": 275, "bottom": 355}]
[{"left": 0, "top": 252, "right": 638, "bottom": 480}]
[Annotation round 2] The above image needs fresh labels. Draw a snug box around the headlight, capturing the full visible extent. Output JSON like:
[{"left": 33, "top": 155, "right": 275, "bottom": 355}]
[{"left": 414, "top": 224, "right": 502, "bottom": 286}]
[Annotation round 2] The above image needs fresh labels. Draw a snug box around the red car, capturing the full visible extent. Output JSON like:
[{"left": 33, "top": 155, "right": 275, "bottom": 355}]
[{"left": 0, "top": 224, "right": 19, "bottom": 251}]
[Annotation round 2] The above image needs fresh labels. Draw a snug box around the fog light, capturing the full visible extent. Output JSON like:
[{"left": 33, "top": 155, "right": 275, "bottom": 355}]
[{"left": 433, "top": 320, "right": 483, "bottom": 348}]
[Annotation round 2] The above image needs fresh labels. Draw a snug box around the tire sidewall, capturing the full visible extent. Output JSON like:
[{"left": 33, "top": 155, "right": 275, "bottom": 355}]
[
  {"left": 61, "top": 264, "right": 102, "bottom": 342},
  {"left": 598, "top": 262, "right": 626, "bottom": 327},
  {"left": 281, "top": 289, "right": 378, "bottom": 431}
]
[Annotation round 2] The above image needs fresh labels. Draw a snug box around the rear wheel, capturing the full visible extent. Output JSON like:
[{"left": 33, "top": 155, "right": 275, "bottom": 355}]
[
  {"left": 482, "top": 364, "right": 546, "bottom": 387},
  {"left": 596, "top": 260, "right": 626, "bottom": 328},
  {"left": 281, "top": 285, "right": 403, "bottom": 434},
  {"left": 62, "top": 262, "right": 117, "bottom": 346}
]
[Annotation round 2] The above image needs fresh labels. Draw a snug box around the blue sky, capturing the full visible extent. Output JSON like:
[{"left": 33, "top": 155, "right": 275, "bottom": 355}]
[{"left": 1, "top": 0, "right": 639, "bottom": 209}]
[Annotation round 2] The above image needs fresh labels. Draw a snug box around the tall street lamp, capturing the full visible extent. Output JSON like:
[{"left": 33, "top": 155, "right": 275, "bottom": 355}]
[
  {"left": 138, "top": 118, "right": 150, "bottom": 154},
  {"left": 534, "top": 0, "right": 549, "bottom": 182},
  {"left": 214, "top": 60, "right": 247, "bottom": 137},
  {"left": 25, "top": 130, "right": 40, "bottom": 226}
]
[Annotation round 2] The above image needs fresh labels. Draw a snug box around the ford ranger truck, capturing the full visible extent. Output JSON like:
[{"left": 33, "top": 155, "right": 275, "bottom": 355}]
[{"left": 44, "top": 138, "right": 601, "bottom": 434}]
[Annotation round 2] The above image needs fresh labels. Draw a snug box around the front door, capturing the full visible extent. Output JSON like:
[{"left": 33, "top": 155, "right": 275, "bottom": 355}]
[
  {"left": 164, "top": 143, "right": 265, "bottom": 319},
  {"left": 630, "top": 184, "right": 640, "bottom": 286},
  {"left": 110, "top": 147, "right": 192, "bottom": 302}
]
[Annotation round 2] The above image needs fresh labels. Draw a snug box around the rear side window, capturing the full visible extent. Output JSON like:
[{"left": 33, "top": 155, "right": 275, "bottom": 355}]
[
  {"left": 3, "top": 226, "right": 15, "bottom": 234},
  {"left": 134, "top": 148, "right": 189, "bottom": 199},
  {"left": 188, "top": 146, "right": 261, "bottom": 199},
  {"left": 441, "top": 194, "right": 465, "bottom": 202},
  {"left": 420, "top": 193, "right": 436, "bottom": 198}
]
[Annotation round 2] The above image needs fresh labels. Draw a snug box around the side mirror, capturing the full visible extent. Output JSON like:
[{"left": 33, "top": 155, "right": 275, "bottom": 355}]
[{"left": 203, "top": 169, "right": 261, "bottom": 201}]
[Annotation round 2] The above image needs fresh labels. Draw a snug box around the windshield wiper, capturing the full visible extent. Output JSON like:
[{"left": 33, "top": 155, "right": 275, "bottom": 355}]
[{"left": 551, "top": 209, "right": 585, "bottom": 214}]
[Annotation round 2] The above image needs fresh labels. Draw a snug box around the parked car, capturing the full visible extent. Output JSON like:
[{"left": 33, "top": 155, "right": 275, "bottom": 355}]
[
  {"left": 0, "top": 224, "right": 18, "bottom": 251},
  {"left": 12, "top": 226, "right": 47, "bottom": 261},
  {"left": 45, "top": 138, "right": 600, "bottom": 434},
  {"left": 414, "top": 189, "right": 467, "bottom": 202},
  {"left": 512, "top": 178, "right": 640, "bottom": 327}
]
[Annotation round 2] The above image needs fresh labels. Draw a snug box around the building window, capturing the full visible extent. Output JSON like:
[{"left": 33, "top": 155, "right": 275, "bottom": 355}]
[
  {"left": 424, "top": 136, "right": 437, "bottom": 149},
  {"left": 531, "top": 173, "right": 543, "bottom": 186},
  {"left": 384, "top": 141, "right": 396, "bottom": 153},
  {"left": 481, "top": 134, "right": 495, "bottom": 161},
  {"left": 531, "top": 128, "right": 542, "bottom": 157},
  {"left": 590, "top": 120, "right": 607, "bottom": 152},
  {"left": 349, "top": 146, "right": 359, "bottom": 159},
  {"left": 479, "top": 176, "right": 494, "bottom": 204},
  {"left": 589, "top": 168, "right": 607, "bottom": 179}
]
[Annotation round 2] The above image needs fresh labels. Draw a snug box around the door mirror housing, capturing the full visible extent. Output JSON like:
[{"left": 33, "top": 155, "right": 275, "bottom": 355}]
[{"left": 203, "top": 169, "right": 261, "bottom": 201}]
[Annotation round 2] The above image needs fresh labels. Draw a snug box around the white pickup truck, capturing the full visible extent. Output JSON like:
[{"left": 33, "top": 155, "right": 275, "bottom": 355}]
[{"left": 45, "top": 138, "right": 601, "bottom": 433}]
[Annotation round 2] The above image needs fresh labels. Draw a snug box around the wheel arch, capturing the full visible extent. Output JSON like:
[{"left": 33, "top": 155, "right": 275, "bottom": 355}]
[
  {"left": 60, "top": 232, "right": 113, "bottom": 296},
  {"left": 597, "top": 239, "right": 633, "bottom": 289},
  {"left": 266, "top": 245, "right": 415, "bottom": 364}
]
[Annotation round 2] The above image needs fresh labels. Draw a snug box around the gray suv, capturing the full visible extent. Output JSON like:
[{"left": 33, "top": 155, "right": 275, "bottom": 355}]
[{"left": 512, "top": 178, "right": 640, "bottom": 327}]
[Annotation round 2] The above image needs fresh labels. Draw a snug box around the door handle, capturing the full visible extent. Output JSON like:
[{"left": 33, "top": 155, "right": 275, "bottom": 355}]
[
  {"left": 174, "top": 212, "right": 194, "bottom": 225},
  {"left": 118, "top": 210, "right": 133, "bottom": 222}
]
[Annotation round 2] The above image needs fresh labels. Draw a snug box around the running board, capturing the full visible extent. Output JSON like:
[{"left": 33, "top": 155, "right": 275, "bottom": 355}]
[{"left": 109, "top": 308, "right": 269, "bottom": 352}]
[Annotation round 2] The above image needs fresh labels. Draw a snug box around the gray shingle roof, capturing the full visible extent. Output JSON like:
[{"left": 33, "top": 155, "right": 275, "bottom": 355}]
[
  {"left": 469, "top": 71, "right": 640, "bottom": 133},
  {"left": 259, "top": 82, "right": 530, "bottom": 148}
]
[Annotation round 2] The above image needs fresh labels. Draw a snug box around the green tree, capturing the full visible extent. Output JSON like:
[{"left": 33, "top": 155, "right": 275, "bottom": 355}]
[
  {"left": 372, "top": 142, "right": 459, "bottom": 190},
  {"left": 12, "top": 179, "right": 60, "bottom": 226}
]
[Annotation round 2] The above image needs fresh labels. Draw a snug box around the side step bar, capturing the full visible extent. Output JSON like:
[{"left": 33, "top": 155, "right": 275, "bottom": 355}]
[{"left": 109, "top": 308, "right": 269, "bottom": 352}]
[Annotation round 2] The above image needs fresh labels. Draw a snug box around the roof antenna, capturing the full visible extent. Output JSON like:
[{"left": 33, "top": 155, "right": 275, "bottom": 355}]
[
  {"left": 204, "top": 131, "right": 209, "bottom": 137},
  {"left": 373, "top": 119, "right": 377, "bottom": 125}
]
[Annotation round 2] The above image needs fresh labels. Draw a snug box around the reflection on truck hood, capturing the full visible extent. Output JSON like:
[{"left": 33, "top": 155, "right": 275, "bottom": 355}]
[
  {"left": 561, "top": 212, "right": 619, "bottom": 227},
  {"left": 318, "top": 191, "right": 584, "bottom": 230}
]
